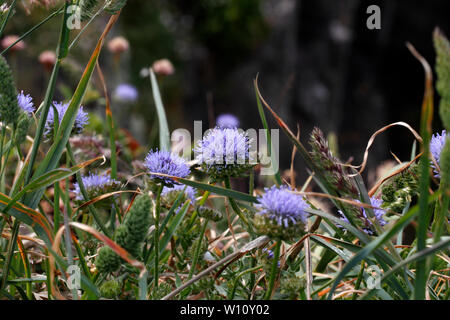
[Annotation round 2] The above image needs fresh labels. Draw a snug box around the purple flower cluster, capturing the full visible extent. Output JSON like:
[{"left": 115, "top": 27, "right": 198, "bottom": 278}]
[
  {"left": 194, "top": 127, "right": 253, "bottom": 167},
  {"left": 44, "top": 101, "right": 89, "bottom": 138},
  {"left": 73, "top": 173, "right": 120, "bottom": 201},
  {"left": 256, "top": 185, "right": 309, "bottom": 228},
  {"left": 430, "top": 130, "right": 449, "bottom": 178},
  {"left": 216, "top": 113, "right": 239, "bottom": 129},
  {"left": 162, "top": 184, "right": 197, "bottom": 203},
  {"left": 17, "top": 91, "right": 34, "bottom": 115},
  {"left": 144, "top": 149, "right": 191, "bottom": 185},
  {"left": 338, "top": 197, "right": 387, "bottom": 235},
  {"left": 114, "top": 83, "right": 138, "bottom": 102}
]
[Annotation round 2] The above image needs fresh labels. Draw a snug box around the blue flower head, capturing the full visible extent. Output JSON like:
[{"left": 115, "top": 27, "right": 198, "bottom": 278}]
[
  {"left": 44, "top": 101, "right": 89, "bottom": 138},
  {"left": 17, "top": 91, "right": 34, "bottom": 115},
  {"left": 162, "top": 184, "right": 197, "bottom": 203},
  {"left": 144, "top": 149, "right": 191, "bottom": 186},
  {"left": 73, "top": 173, "right": 121, "bottom": 209},
  {"left": 254, "top": 186, "right": 309, "bottom": 240},
  {"left": 430, "top": 130, "right": 449, "bottom": 178},
  {"left": 338, "top": 197, "right": 387, "bottom": 235},
  {"left": 216, "top": 113, "right": 239, "bottom": 129},
  {"left": 114, "top": 83, "right": 138, "bottom": 102},
  {"left": 257, "top": 185, "right": 309, "bottom": 227},
  {"left": 194, "top": 127, "right": 254, "bottom": 179}
]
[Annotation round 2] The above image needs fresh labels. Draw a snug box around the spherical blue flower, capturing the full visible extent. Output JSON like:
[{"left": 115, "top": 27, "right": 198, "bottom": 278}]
[
  {"left": 338, "top": 197, "right": 387, "bottom": 235},
  {"left": 256, "top": 185, "right": 309, "bottom": 228},
  {"left": 194, "top": 127, "right": 254, "bottom": 179},
  {"left": 430, "top": 130, "right": 449, "bottom": 178},
  {"left": 73, "top": 173, "right": 121, "bottom": 202},
  {"left": 44, "top": 101, "right": 89, "bottom": 138},
  {"left": 216, "top": 113, "right": 239, "bottom": 129},
  {"left": 17, "top": 91, "right": 34, "bottom": 115},
  {"left": 144, "top": 149, "right": 191, "bottom": 185},
  {"left": 114, "top": 83, "right": 138, "bottom": 102}
]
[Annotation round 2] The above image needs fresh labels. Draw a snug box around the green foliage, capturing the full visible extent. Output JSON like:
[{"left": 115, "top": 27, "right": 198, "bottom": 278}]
[
  {"left": 433, "top": 28, "right": 450, "bottom": 130},
  {"left": 105, "top": 0, "right": 128, "bottom": 15},
  {"left": 95, "top": 246, "right": 121, "bottom": 274},
  {"left": 99, "top": 279, "right": 122, "bottom": 299},
  {"left": 439, "top": 140, "right": 450, "bottom": 190},
  {"left": 0, "top": 55, "right": 19, "bottom": 125},
  {"left": 80, "top": 0, "right": 100, "bottom": 21},
  {"left": 197, "top": 206, "right": 223, "bottom": 222},
  {"left": 14, "top": 112, "right": 31, "bottom": 146},
  {"left": 381, "top": 164, "right": 419, "bottom": 213},
  {"left": 115, "top": 194, "right": 152, "bottom": 258}
]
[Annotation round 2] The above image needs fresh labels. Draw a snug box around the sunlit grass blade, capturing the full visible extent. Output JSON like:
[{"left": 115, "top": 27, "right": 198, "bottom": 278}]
[
  {"left": 254, "top": 78, "right": 281, "bottom": 186},
  {"left": 149, "top": 69, "right": 170, "bottom": 151},
  {"left": 407, "top": 42, "right": 434, "bottom": 300},
  {"left": 23, "top": 13, "right": 121, "bottom": 210}
]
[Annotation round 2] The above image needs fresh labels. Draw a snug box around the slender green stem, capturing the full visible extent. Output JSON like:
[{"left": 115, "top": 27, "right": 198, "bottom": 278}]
[
  {"left": 352, "top": 260, "right": 365, "bottom": 300},
  {"left": 0, "top": 126, "right": 6, "bottom": 175},
  {"left": 66, "top": 143, "right": 111, "bottom": 237},
  {"left": 0, "top": 0, "right": 17, "bottom": 38},
  {"left": 187, "top": 218, "right": 209, "bottom": 280},
  {"left": 68, "top": 4, "right": 106, "bottom": 51},
  {"left": 23, "top": 1, "right": 71, "bottom": 186},
  {"left": 153, "top": 184, "right": 163, "bottom": 292},
  {"left": 187, "top": 190, "right": 210, "bottom": 229},
  {"left": 1, "top": 5, "right": 64, "bottom": 56},
  {"left": 264, "top": 240, "right": 281, "bottom": 300},
  {"left": 0, "top": 220, "right": 20, "bottom": 290},
  {"left": 229, "top": 264, "right": 262, "bottom": 299},
  {"left": 224, "top": 176, "right": 253, "bottom": 234},
  {"left": 53, "top": 182, "right": 60, "bottom": 234}
]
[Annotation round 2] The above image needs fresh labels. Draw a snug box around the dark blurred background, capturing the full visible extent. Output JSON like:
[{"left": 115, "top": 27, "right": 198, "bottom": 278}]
[{"left": 3, "top": 0, "right": 450, "bottom": 183}]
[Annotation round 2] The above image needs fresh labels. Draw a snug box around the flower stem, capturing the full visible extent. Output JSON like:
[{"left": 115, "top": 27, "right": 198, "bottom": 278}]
[
  {"left": 264, "top": 240, "right": 281, "bottom": 300},
  {"left": 153, "top": 184, "right": 163, "bottom": 292},
  {"left": 224, "top": 176, "right": 254, "bottom": 235},
  {"left": 188, "top": 217, "right": 209, "bottom": 280}
]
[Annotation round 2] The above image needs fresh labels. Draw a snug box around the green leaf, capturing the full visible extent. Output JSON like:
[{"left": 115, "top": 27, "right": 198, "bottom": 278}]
[{"left": 149, "top": 69, "right": 170, "bottom": 151}]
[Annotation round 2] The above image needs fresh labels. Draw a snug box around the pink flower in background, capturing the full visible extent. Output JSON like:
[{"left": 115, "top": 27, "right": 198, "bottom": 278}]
[
  {"left": 152, "top": 58, "right": 175, "bottom": 76},
  {"left": 1, "top": 35, "right": 26, "bottom": 52}
]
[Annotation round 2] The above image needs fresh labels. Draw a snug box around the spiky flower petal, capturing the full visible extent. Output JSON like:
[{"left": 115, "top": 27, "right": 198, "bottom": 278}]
[
  {"left": 44, "top": 101, "right": 89, "bottom": 138},
  {"left": 430, "top": 130, "right": 449, "bottom": 178},
  {"left": 144, "top": 149, "right": 190, "bottom": 186},
  {"left": 338, "top": 197, "right": 387, "bottom": 235},
  {"left": 216, "top": 113, "right": 239, "bottom": 129},
  {"left": 73, "top": 173, "right": 121, "bottom": 209},
  {"left": 194, "top": 127, "right": 254, "bottom": 179},
  {"left": 254, "top": 185, "right": 309, "bottom": 240},
  {"left": 17, "top": 91, "right": 34, "bottom": 115}
]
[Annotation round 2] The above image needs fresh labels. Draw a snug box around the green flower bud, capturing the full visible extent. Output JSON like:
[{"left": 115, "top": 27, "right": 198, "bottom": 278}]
[
  {"left": 99, "top": 279, "right": 122, "bottom": 299},
  {"left": 95, "top": 246, "right": 121, "bottom": 274},
  {"left": 14, "top": 112, "right": 31, "bottom": 146},
  {"left": 0, "top": 55, "right": 19, "bottom": 125},
  {"left": 197, "top": 206, "right": 223, "bottom": 222}
]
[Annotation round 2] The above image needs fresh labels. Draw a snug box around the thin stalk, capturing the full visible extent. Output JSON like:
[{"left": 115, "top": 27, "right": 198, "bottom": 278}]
[
  {"left": 224, "top": 176, "right": 253, "bottom": 234},
  {"left": 23, "top": 1, "right": 71, "bottom": 186},
  {"left": 53, "top": 182, "right": 60, "bottom": 234},
  {"left": 1, "top": 5, "right": 64, "bottom": 55},
  {"left": 187, "top": 190, "right": 210, "bottom": 229},
  {"left": 187, "top": 217, "right": 209, "bottom": 280},
  {"left": 264, "top": 240, "right": 281, "bottom": 300},
  {"left": 153, "top": 184, "right": 163, "bottom": 292},
  {"left": 0, "top": 126, "right": 6, "bottom": 175},
  {"left": 229, "top": 265, "right": 262, "bottom": 299},
  {"left": 68, "top": 4, "right": 107, "bottom": 51},
  {"left": 0, "top": 0, "right": 16, "bottom": 38},
  {"left": 0, "top": 219, "right": 20, "bottom": 290},
  {"left": 352, "top": 260, "right": 365, "bottom": 300},
  {"left": 66, "top": 143, "right": 111, "bottom": 237}
]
